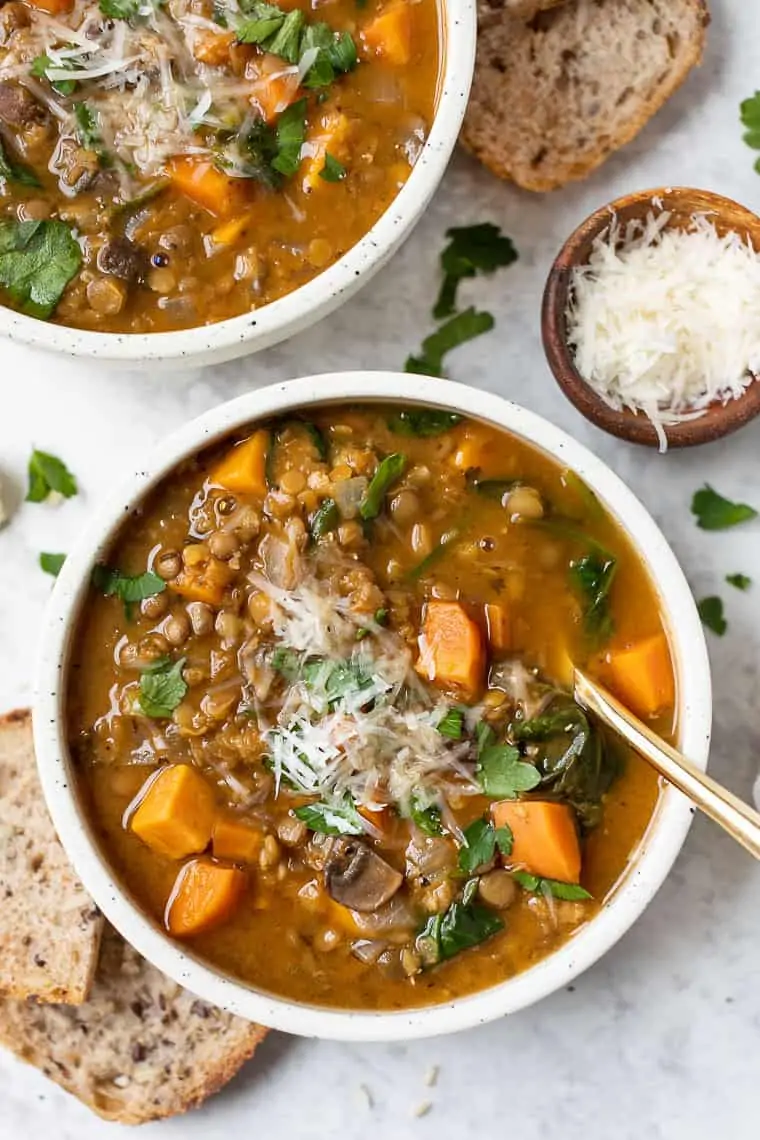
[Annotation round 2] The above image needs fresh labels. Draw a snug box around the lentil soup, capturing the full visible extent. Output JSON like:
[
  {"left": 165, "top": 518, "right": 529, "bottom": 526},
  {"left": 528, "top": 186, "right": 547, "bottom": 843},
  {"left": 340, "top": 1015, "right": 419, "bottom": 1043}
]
[
  {"left": 67, "top": 405, "right": 674, "bottom": 1011},
  {"left": 0, "top": 0, "right": 440, "bottom": 332}
]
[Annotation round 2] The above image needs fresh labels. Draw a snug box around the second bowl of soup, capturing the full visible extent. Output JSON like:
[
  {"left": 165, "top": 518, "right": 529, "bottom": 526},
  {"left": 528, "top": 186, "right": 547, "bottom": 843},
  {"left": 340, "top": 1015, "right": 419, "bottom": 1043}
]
[{"left": 34, "top": 373, "right": 711, "bottom": 1038}]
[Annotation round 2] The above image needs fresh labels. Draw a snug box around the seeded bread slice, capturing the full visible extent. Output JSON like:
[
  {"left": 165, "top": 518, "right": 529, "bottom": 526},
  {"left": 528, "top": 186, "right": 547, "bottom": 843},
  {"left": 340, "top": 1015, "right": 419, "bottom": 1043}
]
[
  {"left": 462, "top": 0, "right": 709, "bottom": 191},
  {"left": 0, "top": 925, "right": 268, "bottom": 1124},
  {"left": 0, "top": 708, "right": 103, "bottom": 1003}
]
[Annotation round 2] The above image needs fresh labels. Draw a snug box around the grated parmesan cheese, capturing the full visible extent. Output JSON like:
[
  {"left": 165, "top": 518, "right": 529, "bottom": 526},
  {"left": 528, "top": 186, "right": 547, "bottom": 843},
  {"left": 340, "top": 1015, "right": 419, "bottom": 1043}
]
[{"left": 567, "top": 209, "right": 760, "bottom": 451}]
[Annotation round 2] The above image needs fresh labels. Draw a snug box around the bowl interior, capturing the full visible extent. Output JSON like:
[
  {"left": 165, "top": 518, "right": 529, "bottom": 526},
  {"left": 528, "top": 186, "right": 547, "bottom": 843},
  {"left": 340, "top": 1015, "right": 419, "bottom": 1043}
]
[
  {"left": 542, "top": 187, "right": 760, "bottom": 449},
  {"left": 32, "top": 374, "right": 712, "bottom": 1040}
]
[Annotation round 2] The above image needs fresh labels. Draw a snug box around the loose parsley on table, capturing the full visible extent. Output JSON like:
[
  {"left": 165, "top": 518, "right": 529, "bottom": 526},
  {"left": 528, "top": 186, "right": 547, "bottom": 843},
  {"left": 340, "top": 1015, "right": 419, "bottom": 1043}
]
[
  {"left": 691, "top": 485, "right": 757, "bottom": 530},
  {"left": 39, "top": 552, "right": 66, "bottom": 577},
  {"left": 726, "top": 573, "right": 751, "bottom": 591},
  {"left": 434, "top": 223, "right": 518, "bottom": 320},
  {"left": 697, "top": 595, "right": 727, "bottom": 636},
  {"left": 740, "top": 91, "right": 760, "bottom": 170},
  {"left": 405, "top": 307, "right": 494, "bottom": 377},
  {"left": 27, "top": 449, "right": 77, "bottom": 503}
]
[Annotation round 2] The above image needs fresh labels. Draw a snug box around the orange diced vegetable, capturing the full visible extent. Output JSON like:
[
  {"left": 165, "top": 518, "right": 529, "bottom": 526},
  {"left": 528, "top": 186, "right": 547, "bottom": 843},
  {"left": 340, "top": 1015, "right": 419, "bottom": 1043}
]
[
  {"left": 301, "top": 111, "right": 351, "bottom": 191},
  {"left": 491, "top": 800, "right": 581, "bottom": 884},
  {"left": 193, "top": 29, "right": 235, "bottom": 66},
  {"left": 171, "top": 553, "right": 234, "bottom": 606},
  {"left": 26, "top": 0, "right": 73, "bottom": 13},
  {"left": 451, "top": 426, "right": 495, "bottom": 472},
  {"left": 210, "top": 429, "right": 269, "bottom": 496},
  {"left": 324, "top": 897, "right": 362, "bottom": 935},
  {"left": 249, "top": 53, "right": 302, "bottom": 123},
  {"left": 131, "top": 765, "right": 216, "bottom": 860},
  {"left": 362, "top": 3, "right": 412, "bottom": 65},
  {"left": 605, "top": 634, "right": 675, "bottom": 719},
  {"left": 167, "top": 157, "right": 240, "bottom": 218},
  {"left": 357, "top": 803, "right": 394, "bottom": 833},
  {"left": 210, "top": 215, "right": 252, "bottom": 249},
  {"left": 166, "top": 858, "right": 246, "bottom": 937},
  {"left": 416, "top": 600, "right": 485, "bottom": 699},
  {"left": 212, "top": 814, "right": 264, "bottom": 864},
  {"left": 485, "top": 602, "right": 510, "bottom": 653}
]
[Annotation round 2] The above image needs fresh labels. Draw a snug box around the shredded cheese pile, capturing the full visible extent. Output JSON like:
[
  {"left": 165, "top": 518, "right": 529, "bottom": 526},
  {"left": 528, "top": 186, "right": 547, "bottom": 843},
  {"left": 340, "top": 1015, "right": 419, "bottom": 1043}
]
[{"left": 567, "top": 209, "right": 760, "bottom": 451}]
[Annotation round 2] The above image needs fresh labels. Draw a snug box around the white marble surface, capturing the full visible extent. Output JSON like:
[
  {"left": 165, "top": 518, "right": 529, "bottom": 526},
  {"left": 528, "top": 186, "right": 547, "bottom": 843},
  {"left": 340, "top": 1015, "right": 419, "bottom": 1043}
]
[{"left": 2, "top": 1, "right": 760, "bottom": 1135}]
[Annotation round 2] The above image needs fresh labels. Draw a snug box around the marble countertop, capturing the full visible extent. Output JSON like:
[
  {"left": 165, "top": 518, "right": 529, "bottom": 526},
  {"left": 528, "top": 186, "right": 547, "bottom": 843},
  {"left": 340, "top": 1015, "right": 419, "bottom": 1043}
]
[{"left": 2, "top": 0, "right": 760, "bottom": 1135}]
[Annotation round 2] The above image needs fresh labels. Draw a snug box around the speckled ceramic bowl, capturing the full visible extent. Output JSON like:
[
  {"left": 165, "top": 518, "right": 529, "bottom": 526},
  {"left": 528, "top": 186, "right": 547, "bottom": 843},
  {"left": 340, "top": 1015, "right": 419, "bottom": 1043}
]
[
  {"left": 34, "top": 374, "right": 712, "bottom": 1040},
  {"left": 0, "top": 2, "right": 476, "bottom": 369}
]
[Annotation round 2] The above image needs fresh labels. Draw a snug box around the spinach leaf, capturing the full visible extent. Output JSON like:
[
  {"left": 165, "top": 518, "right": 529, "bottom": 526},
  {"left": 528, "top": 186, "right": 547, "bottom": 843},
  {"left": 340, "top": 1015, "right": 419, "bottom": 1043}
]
[
  {"left": 569, "top": 551, "right": 616, "bottom": 644},
  {"left": 320, "top": 153, "right": 346, "bottom": 182},
  {"left": 387, "top": 408, "right": 462, "bottom": 438},
  {"left": 295, "top": 796, "right": 364, "bottom": 835},
  {"left": 0, "top": 220, "right": 81, "bottom": 319},
  {"left": 310, "top": 497, "right": 339, "bottom": 539},
  {"left": 407, "top": 527, "right": 462, "bottom": 581},
  {"left": 30, "top": 53, "right": 77, "bottom": 96},
  {"left": 698, "top": 595, "right": 727, "bottom": 636},
  {"left": 726, "top": 573, "right": 751, "bottom": 591},
  {"left": 561, "top": 468, "right": 603, "bottom": 520},
  {"left": 465, "top": 471, "right": 521, "bottom": 501},
  {"left": 691, "top": 484, "right": 757, "bottom": 530},
  {"left": 0, "top": 138, "right": 40, "bottom": 188},
  {"left": 512, "top": 871, "right": 592, "bottom": 901},
  {"left": 39, "top": 552, "right": 66, "bottom": 577},
  {"left": 409, "top": 796, "right": 443, "bottom": 836},
  {"left": 457, "top": 817, "right": 513, "bottom": 873},
  {"left": 417, "top": 900, "right": 503, "bottom": 964},
  {"left": 138, "top": 657, "right": 187, "bottom": 718},
  {"left": 434, "top": 223, "right": 518, "bottom": 320},
  {"left": 405, "top": 307, "right": 494, "bottom": 377},
  {"left": 271, "top": 98, "right": 307, "bottom": 176},
  {"left": 437, "top": 706, "right": 464, "bottom": 740},
  {"left": 26, "top": 449, "right": 77, "bottom": 502},
  {"left": 359, "top": 453, "right": 407, "bottom": 520}
]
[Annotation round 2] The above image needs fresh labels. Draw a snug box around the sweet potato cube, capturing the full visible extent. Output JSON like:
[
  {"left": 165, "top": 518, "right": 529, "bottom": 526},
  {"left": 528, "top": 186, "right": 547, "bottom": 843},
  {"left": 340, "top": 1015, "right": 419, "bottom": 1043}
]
[
  {"left": 212, "top": 815, "right": 264, "bottom": 864},
  {"left": 26, "top": 0, "right": 73, "bottom": 12},
  {"left": 416, "top": 600, "right": 485, "bottom": 699},
  {"left": 171, "top": 554, "right": 235, "bottom": 606},
  {"left": 166, "top": 858, "right": 247, "bottom": 937},
  {"left": 491, "top": 800, "right": 581, "bottom": 884},
  {"left": 131, "top": 765, "right": 216, "bottom": 860},
  {"left": 605, "top": 634, "right": 675, "bottom": 719},
  {"left": 193, "top": 30, "right": 235, "bottom": 66},
  {"left": 362, "top": 3, "right": 412, "bottom": 65},
  {"left": 485, "top": 602, "right": 510, "bottom": 652},
  {"left": 167, "top": 157, "right": 240, "bottom": 218},
  {"left": 210, "top": 429, "right": 269, "bottom": 497}
]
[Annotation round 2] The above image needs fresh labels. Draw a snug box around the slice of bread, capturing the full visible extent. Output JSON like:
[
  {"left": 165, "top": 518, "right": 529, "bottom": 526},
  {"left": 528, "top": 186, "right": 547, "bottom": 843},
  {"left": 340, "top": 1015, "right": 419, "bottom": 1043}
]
[
  {"left": 0, "top": 709, "right": 103, "bottom": 1004},
  {"left": 478, "top": 0, "right": 565, "bottom": 29},
  {"left": 0, "top": 925, "right": 268, "bottom": 1124},
  {"left": 462, "top": 0, "right": 709, "bottom": 191}
]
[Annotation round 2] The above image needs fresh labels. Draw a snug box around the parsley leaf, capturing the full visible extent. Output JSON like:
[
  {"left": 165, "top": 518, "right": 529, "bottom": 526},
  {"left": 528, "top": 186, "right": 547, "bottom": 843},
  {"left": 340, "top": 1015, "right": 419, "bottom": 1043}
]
[
  {"left": 0, "top": 220, "right": 81, "bottom": 320},
  {"left": 691, "top": 485, "right": 758, "bottom": 530},
  {"left": 270, "top": 645, "right": 302, "bottom": 680},
  {"left": 30, "top": 53, "right": 77, "bottom": 96},
  {"left": 310, "top": 497, "right": 339, "bottom": 539},
  {"left": 266, "top": 8, "right": 305, "bottom": 61},
  {"left": 437, "top": 706, "right": 464, "bottom": 740},
  {"left": 387, "top": 408, "right": 462, "bottom": 437},
  {"left": 39, "top": 552, "right": 66, "bottom": 577},
  {"left": 99, "top": 0, "right": 142, "bottom": 19},
  {"left": 73, "top": 102, "right": 109, "bottom": 166},
  {"left": 271, "top": 98, "right": 307, "bottom": 176},
  {"left": 417, "top": 901, "right": 503, "bottom": 965},
  {"left": 138, "top": 657, "right": 187, "bottom": 718},
  {"left": 409, "top": 796, "right": 443, "bottom": 836},
  {"left": 434, "top": 223, "right": 518, "bottom": 320},
  {"left": 457, "top": 817, "right": 513, "bottom": 874},
  {"left": 405, "top": 308, "right": 494, "bottom": 377},
  {"left": 740, "top": 91, "right": 760, "bottom": 163},
  {"left": 698, "top": 595, "right": 727, "bottom": 636},
  {"left": 236, "top": 1, "right": 286, "bottom": 42},
  {"left": 92, "top": 564, "right": 166, "bottom": 614},
  {"left": 295, "top": 796, "right": 364, "bottom": 835},
  {"left": 320, "top": 153, "right": 346, "bottom": 182},
  {"left": 512, "top": 871, "right": 592, "bottom": 901},
  {"left": 26, "top": 449, "right": 77, "bottom": 502},
  {"left": 0, "top": 138, "right": 40, "bottom": 188},
  {"left": 477, "top": 740, "right": 541, "bottom": 799},
  {"left": 726, "top": 573, "right": 752, "bottom": 591},
  {"left": 359, "top": 452, "right": 407, "bottom": 520},
  {"left": 569, "top": 552, "right": 617, "bottom": 644}
]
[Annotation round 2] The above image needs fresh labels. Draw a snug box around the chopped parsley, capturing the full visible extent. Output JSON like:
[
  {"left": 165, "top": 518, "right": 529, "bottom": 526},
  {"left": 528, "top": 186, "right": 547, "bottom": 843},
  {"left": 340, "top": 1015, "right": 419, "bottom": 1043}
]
[
  {"left": 434, "top": 223, "right": 518, "bottom": 320},
  {"left": 73, "top": 102, "right": 109, "bottom": 165},
  {"left": 697, "top": 595, "right": 727, "bottom": 636},
  {"left": 512, "top": 872, "right": 592, "bottom": 901},
  {"left": 99, "top": 0, "right": 143, "bottom": 19},
  {"left": 236, "top": 2, "right": 357, "bottom": 85},
  {"left": 39, "top": 552, "right": 66, "bottom": 577},
  {"left": 92, "top": 565, "right": 166, "bottom": 618},
  {"left": 691, "top": 485, "right": 757, "bottom": 530},
  {"left": 457, "top": 817, "right": 513, "bottom": 874},
  {"left": 0, "top": 220, "right": 81, "bottom": 320},
  {"left": 726, "top": 573, "right": 752, "bottom": 591},
  {"left": 387, "top": 408, "right": 462, "bottom": 437},
  {"left": 295, "top": 796, "right": 364, "bottom": 835},
  {"left": 30, "top": 53, "right": 77, "bottom": 96},
  {"left": 437, "top": 706, "right": 465, "bottom": 740},
  {"left": 409, "top": 796, "right": 443, "bottom": 836},
  {"left": 740, "top": 91, "right": 760, "bottom": 171},
  {"left": 320, "top": 153, "right": 346, "bottom": 182},
  {"left": 138, "top": 657, "right": 188, "bottom": 719},
  {"left": 405, "top": 308, "right": 494, "bottom": 377},
  {"left": 359, "top": 453, "right": 407, "bottom": 520},
  {"left": 26, "top": 449, "right": 77, "bottom": 503},
  {"left": 0, "top": 138, "right": 40, "bottom": 188},
  {"left": 271, "top": 98, "right": 308, "bottom": 177}
]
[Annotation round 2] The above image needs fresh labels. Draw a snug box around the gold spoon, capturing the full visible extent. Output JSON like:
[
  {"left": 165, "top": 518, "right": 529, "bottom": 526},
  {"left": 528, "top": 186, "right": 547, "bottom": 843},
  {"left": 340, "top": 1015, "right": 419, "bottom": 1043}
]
[{"left": 574, "top": 668, "right": 760, "bottom": 860}]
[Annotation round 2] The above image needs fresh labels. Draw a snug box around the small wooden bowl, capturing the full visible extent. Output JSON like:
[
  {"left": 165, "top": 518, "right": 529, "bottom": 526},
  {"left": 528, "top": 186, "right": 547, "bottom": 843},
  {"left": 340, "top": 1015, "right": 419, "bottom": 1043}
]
[{"left": 542, "top": 187, "right": 760, "bottom": 448}]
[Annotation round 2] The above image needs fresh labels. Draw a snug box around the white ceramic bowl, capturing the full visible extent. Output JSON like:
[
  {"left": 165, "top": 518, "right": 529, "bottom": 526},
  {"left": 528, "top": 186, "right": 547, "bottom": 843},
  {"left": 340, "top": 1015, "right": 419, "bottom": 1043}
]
[
  {"left": 0, "top": 6, "right": 475, "bottom": 369},
  {"left": 34, "top": 373, "right": 712, "bottom": 1040}
]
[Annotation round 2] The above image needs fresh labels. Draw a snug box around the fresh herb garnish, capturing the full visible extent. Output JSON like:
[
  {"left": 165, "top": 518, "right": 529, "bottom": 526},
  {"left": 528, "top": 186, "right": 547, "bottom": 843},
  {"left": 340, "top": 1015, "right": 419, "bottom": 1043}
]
[
  {"left": 271, "top": 98, "right": 307, "bottom": 176},
  {"left": 698, "top": 595, "right": 727, "bottom": 636},
  {"left": 299, "top": 23, "right": 357, "bottom": 86},
  {"left": 726, "top": 573, "right": 752, "bottom": 591},
  {"left": 407, "top": 527, "right": 462, "bottom": 581},
  {"left": 437, "top": 706, "right": 465, "bottom": 740},
  {"left": 270, "top": 645, "right": 302, "bottom": 680},
  {"left": 409, "top": 795, "right": 443, "bottom": 836},
  {"left": 512, "top": 871, "right": 592, "bottom": 901},
  {"left": 311, "top": 497, "right": 339, "bottom": 539},
  {"left": 138, "top": 657, "right": 187, "bottom": 718},
  {"left": 92, "top": 565, "right": 166, "bottom": 617},
  {"left": 387, "top": 408, "right": 462, "bottom": 437},
  {"left": 477, "top": 739, "right": 541, "bottom": 799},
  {"left": 99, "top": 0, "right": 143, "bottom": 20},
  {"left": 39, "top": 552, "right": 66, "bottom": 577},
  {"left": 30, "top": 52, "right": 77, "bottom": 96},
  {"left": 359, "top": 452, "right": 407, "bottom": 520},
  {"left": 237, "top": 3, "right": 357, "bottom": 83},
  {"left": 417, "top": 900, "right": 503, "bottom": 965},
  {"left": 0, "top": 220, "right": 81, "bottom": 320},
  {"left": 433, "top": 223, "right": 518, "bottom": 320},
  {"left": 295, "top": 796, "right": 364, "bottom": 835},
  {"left": 320, "top": 153, "right": 346, "bottom": 182},
  {"left": 0, "top": 138, "right": 40, "bottom": 188},
  {"left": 73, "top": 102, "right": 109, "bottom": 165},
  {"left": 26, "top": 449, "right": 77, "bottom": 502},
  {"left": 406, "top": 308, "right": 494, "bottom": 377},
  {"left": 691, "top": 485, "right": 757, "bottom": 530},
  {"left": 740, "top": 91, "right": 760, "bottom": 170},
  {"left": 569, "top": 551, "right": 616, "bottom": 644},
  {"left": 457, "top": 817, "right": 513, "bottom": 874}
]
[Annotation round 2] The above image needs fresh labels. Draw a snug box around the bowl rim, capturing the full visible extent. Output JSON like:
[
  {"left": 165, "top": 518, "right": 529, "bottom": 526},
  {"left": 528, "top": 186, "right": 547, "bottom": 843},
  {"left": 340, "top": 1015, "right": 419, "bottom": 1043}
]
[
  {"left": 33, "top": 372, "right": 712, "bottom": 1041},
  {"left": 0, "top": 0, "right": 476, "bottom": 365}
]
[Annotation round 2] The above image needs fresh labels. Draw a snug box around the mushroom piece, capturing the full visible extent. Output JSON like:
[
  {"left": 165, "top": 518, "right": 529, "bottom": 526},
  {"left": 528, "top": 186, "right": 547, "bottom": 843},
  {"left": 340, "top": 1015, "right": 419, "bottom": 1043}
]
[{"left": 324, "top": 838, "right": 403, "bottom": 913}]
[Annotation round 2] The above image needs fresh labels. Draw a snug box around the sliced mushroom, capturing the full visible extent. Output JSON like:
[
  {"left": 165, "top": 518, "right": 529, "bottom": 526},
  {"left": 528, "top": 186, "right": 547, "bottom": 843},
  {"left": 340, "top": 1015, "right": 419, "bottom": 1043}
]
[{"left": 324, "top": 838, "right": 403, "bottom": 913}]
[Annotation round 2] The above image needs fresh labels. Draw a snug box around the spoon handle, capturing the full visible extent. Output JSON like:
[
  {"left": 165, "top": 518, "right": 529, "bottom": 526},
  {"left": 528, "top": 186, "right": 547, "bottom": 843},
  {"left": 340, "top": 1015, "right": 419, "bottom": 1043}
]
[{"left": 574, "top": 669, "right": 760, "bottom": 861}]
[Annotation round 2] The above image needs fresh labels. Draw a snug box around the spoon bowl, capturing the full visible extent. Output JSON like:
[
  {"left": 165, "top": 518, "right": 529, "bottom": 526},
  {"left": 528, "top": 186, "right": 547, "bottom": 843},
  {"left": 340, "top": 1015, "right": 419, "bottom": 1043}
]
[{"left": 542, "top": 187, "right": 760, "bottom": 448}]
